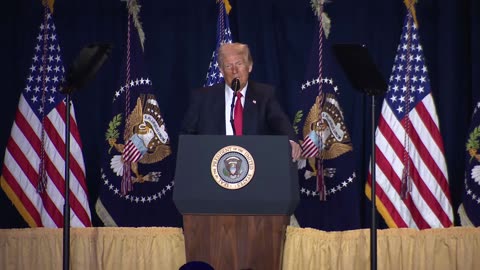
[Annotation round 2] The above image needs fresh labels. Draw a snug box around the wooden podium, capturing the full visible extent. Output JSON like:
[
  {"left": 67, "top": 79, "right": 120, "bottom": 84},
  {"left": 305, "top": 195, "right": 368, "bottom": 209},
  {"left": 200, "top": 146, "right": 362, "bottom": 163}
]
[{"left": 174, "top": 135, "right": 299, "bottom": 270}]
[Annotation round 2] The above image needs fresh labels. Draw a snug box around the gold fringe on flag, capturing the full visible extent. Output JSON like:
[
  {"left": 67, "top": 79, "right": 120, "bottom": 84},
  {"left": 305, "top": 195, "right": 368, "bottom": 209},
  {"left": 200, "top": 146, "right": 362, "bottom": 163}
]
[
  {"left": 42, "top": 0, "right": 54, "bottom": 13},
  {"left": 310, "top": 0, "right": 331, "bottom": 38},
  {"left": 127, "top": 0, "right": 146, "bottom": 51},
  {"left": 404, "top": 0, "right": 419, "bottom": 27}
]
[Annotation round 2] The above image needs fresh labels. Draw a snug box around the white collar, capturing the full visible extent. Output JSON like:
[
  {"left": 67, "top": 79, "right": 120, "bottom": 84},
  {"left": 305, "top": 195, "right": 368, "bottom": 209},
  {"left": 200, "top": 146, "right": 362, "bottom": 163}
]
[{"left": 225, "top": 82, "right": 248, "bottom": 97}]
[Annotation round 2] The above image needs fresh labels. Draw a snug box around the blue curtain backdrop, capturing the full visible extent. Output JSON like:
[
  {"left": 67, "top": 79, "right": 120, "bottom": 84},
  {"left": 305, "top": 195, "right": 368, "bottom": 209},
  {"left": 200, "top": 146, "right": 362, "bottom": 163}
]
[{"left": 1, "top": 0, "right": 478, "bottom": 228}]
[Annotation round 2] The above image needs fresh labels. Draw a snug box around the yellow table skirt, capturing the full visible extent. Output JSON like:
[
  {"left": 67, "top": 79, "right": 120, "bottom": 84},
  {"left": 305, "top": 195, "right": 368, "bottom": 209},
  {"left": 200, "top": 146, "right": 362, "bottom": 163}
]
[{"left": 1, "top": 226, "right": 479, "bottom": 270}]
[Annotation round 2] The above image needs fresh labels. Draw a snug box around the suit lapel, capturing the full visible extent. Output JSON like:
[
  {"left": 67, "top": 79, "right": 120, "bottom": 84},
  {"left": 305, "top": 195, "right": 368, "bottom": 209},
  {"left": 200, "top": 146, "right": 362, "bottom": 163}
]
[
  {"left": 243, "top": 82, "right": 258, "bottom": 135},
  {"left": 213, "top": 85, "right": 226, "bottom": 135}
]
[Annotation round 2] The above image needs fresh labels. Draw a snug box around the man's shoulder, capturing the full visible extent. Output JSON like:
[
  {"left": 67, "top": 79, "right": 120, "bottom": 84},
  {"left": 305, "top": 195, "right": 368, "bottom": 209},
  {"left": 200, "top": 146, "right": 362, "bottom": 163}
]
[
  {"left": 192, "top": 83, "right": 224, "bottom": 95},
  {"left": 249, "top": 80, "right": 274, "bottom": 91},
  {"left": 248, "top": 81, "right": 275, "bottom": 97}
]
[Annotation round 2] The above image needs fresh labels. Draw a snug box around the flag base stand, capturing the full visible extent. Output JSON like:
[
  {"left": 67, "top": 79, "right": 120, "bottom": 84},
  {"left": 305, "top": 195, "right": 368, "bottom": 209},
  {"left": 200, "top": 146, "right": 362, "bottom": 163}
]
[
  {"left": 60, "top": 43, "right": 111, "bottom": 270},
  {"left": 332, "top": 43, "right": 387, "bottom": 270}
]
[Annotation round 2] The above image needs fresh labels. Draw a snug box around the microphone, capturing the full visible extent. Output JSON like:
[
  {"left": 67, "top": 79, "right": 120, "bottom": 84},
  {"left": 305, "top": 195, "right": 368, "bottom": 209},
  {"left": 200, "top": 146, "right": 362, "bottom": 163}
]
[
  {"left": 230, "top": 78, "right": 240, "bottom": 135},
  {"left": 231, "top": 78, "right": 240, "bottom": 92}
]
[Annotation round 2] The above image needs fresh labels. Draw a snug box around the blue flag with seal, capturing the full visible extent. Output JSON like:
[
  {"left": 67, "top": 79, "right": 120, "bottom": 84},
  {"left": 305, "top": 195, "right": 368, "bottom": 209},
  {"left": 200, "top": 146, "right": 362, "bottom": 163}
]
[
  {"left": 459, "top": 100, "right": 480, "bottom": 226},
  {"left": 95, "top": 0, "right": 181, "bottom": 226},
  {"left": 292, "top": 1, "right": 361, "bottom": 231}
]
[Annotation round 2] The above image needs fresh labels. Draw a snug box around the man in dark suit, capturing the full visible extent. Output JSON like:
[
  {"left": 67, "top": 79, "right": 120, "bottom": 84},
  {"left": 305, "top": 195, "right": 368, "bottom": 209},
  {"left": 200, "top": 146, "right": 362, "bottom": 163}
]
[{"left": 181, "top": 42, "right": 301, "bottom": 161}]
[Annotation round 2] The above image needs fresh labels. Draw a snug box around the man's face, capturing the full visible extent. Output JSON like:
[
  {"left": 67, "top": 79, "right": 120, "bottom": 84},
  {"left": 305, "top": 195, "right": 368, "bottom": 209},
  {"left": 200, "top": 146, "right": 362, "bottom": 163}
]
[{"left": 219, "top": 51, "right": 252, "bottom": 90}]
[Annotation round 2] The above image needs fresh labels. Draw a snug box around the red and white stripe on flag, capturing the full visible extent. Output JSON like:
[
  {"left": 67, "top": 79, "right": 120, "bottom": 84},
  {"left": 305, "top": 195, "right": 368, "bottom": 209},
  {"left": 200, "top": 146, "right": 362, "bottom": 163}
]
[
  {"left": 365, "top": 12, "right": 453, "bottom": 229},
  {"left": 0, "top": 10, "right": 91, "bottom": 228},
  {"left": 1, "top": 97, "right": 92, "bottom": 227},
  {"left": 301, "top": 135, "right": 319, "bottom": 158},
  {"left": 122, "top": 140, "right": 142, "bottom": 162}
]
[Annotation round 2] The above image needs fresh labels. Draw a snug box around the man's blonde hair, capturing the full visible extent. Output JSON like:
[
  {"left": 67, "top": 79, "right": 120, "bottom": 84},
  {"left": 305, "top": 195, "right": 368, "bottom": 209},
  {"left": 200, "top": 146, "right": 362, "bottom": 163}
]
[{"left": 218, "top": 42, "right": 253, "bottom": 67}]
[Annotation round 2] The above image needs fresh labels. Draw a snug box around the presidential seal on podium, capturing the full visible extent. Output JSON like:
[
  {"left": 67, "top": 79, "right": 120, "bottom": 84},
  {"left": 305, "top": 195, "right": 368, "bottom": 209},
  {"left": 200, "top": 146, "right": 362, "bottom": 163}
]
[{"left": 211, "top": 145, "right": 255, "bottom": 190}]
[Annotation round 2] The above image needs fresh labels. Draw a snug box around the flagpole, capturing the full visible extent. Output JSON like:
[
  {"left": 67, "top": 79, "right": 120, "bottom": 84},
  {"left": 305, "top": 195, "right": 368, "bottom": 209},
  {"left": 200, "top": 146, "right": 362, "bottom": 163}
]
[
  {"left": 63, "top": 94, "right": 72, "bottom": 270},
  {"left": 370, "top": 95, "right": 377, "bottom": 270}
]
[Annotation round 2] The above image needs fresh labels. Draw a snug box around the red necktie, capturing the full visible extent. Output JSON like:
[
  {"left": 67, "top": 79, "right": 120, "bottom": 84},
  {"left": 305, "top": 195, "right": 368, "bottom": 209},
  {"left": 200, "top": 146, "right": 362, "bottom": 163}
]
[{"left": 234, "top": 92, "right": 243, "bottom": 135}]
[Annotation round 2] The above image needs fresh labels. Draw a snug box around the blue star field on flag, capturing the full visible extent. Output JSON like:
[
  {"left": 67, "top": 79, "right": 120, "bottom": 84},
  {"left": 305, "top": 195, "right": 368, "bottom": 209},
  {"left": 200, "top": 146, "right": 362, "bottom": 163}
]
[{"left": 26, "top": 14, "right": 65, "bottom": 120}]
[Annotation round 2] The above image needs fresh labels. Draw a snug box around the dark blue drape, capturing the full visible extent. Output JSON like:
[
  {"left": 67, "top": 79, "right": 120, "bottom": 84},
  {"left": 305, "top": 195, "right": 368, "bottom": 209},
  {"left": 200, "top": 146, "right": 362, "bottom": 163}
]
[{"left": 1, "top": 0, "right": 478, "bottom": 228}]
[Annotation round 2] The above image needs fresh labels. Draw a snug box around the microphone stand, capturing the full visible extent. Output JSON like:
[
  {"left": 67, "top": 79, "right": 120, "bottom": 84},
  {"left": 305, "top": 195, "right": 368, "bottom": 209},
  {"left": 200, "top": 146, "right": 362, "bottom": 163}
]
[
  {"left": 229, "top": 78, "right": 240, "bottom": 135},
  {"left": 230, "top": 92, "right": 237, "bottom": 135},
  {"left": 331, "top": 43, "right": 387, "bottom": 270},
  {"left": 368, "top": 93, "right": 377, "bottom": 270},
  {"left": 60, "top": 43, "right": 112, "bottom": 270}
]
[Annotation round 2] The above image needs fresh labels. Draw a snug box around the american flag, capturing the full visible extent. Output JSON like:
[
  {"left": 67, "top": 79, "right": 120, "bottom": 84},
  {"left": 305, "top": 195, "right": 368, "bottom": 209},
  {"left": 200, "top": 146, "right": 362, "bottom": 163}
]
[
  {"left": 0, "top": 9, "right": 91, "bottom": 227},
  {"left": 366, "top": 12, "right": 453, "bottom": 229},
  {"left": 204, "top": 0, "right": 232, "bottom": 86}
]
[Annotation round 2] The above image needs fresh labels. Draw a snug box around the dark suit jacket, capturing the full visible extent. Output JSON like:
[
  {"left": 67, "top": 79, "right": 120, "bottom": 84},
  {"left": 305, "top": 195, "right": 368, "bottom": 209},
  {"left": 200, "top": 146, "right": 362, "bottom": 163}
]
[{"left": 181, "top": 81, "right": 296, "bottom": 141}]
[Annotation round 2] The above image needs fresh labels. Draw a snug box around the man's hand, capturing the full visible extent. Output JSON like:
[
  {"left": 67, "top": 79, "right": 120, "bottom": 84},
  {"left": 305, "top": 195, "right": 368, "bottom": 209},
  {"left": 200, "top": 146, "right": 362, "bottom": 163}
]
[{"left": 289, "top": 141, "right": 301, "bottom": 162}]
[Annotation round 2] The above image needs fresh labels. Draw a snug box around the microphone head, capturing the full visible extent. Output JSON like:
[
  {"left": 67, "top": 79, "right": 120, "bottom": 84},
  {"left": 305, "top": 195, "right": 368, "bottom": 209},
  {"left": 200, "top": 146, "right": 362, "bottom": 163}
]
[{"left": 231, "top": 78, "right": 240, "bottom": 92}]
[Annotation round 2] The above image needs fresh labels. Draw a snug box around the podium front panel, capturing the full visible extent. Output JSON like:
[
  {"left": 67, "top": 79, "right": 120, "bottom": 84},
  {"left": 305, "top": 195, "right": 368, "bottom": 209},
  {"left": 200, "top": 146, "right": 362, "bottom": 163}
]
[{"left": 173, "top": 135, "right": 299, "bottom": 215}]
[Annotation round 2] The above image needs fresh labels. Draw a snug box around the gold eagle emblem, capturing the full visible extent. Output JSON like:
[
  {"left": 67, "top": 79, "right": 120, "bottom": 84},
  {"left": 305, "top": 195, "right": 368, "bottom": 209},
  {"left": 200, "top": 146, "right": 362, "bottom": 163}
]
[
  {"left": 107, "top": 94, "right": 171, "bottom": 184},
  {"left": 302, "top": 93, "right": 353, "bottom": 172}
]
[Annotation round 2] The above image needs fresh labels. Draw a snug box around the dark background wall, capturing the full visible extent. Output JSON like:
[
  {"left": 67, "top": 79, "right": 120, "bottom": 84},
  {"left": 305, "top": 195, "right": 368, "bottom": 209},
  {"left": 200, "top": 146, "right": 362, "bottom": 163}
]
[{"left": 1, "top": 0, "right": 478, "bottom": 228}]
